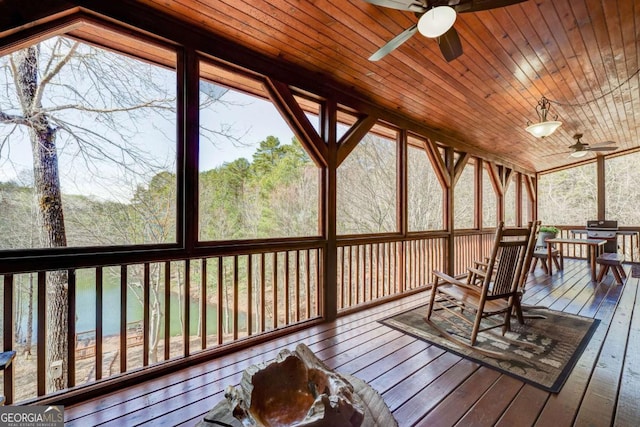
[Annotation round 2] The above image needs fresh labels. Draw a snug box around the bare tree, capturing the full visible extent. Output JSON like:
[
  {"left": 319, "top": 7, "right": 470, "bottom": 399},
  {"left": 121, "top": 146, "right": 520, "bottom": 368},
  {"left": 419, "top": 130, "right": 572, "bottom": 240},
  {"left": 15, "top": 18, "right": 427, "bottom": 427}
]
[{"left": 1, "top": 36, "right": 174, "bottom": 391}]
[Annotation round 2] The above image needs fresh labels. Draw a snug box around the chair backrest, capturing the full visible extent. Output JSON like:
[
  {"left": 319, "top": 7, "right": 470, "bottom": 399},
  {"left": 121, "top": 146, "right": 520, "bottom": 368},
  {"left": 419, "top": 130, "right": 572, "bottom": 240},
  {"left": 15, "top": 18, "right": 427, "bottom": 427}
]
[
  {"left": 519, "top": 221, "right": 541, "bottom": 291},
  {"left": 481, "top": 221, "right": 535, "bottom": 298}
]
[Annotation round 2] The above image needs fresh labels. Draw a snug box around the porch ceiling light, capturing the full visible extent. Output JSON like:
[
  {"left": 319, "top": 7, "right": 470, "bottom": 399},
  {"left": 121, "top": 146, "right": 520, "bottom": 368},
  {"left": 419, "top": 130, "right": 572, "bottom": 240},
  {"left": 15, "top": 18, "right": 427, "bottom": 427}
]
[
  {"left": 570, "top": 150, "right": 588, "bottom": 158},
  {"left": 525, "top": 96, "right": 562, "bottom": 138},
  {"left": 417, "top": 6, "right": 457, "bottom": 38}
]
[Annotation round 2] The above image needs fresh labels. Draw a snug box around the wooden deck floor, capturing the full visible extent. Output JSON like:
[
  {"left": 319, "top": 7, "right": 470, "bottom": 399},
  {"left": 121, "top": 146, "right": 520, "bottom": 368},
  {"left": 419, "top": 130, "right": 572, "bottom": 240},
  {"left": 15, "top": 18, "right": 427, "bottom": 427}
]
[{"left": 64, "top": 259, "right": 640, "bottom": 426}]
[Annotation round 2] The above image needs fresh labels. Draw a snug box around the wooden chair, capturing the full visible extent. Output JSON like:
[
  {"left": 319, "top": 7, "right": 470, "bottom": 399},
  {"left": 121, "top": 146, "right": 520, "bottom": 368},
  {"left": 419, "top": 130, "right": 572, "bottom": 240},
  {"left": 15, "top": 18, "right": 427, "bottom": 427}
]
[
  {"left": 596, "top": 252, "right": 626, "bottom": 285},
  {"left": 426, "top": 221, "right": 535, "bottom": 348},
  {"left": 530, "top": 232, "right": 562, "bottom": 274},
  {"left": 0, "top": 351, "right": 16, "bottom": 406}
]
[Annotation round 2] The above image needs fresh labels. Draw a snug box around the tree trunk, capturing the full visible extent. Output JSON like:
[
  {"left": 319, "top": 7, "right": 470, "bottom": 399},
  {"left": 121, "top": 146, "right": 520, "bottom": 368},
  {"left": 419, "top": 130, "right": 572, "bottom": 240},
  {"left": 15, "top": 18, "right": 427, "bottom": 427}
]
[
  {"left": 25, "top": 273, "right": 34, "bottom": 356},
  {"left": 16, "top": 46, "right": 69, "bottom": 392}
]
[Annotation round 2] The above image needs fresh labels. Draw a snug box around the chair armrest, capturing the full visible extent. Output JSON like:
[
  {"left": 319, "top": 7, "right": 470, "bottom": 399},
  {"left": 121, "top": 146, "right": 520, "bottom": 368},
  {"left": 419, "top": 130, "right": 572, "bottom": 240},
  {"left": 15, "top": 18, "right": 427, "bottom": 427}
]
[
  {"left": 467, "top": 267, "right": 487, "bottom": 278},
  {"left": 432, "top": 270, "right": 483, "bottom": 294},
  {"left": 0, "top": 351, "right": 16, "bottom": 370}
]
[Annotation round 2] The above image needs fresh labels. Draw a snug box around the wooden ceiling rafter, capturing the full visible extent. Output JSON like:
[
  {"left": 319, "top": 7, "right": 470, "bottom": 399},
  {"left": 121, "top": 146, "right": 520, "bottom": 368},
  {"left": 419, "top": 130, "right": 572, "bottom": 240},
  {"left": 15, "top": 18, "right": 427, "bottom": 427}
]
[
  {"left": 422, "top": 138, "right": 450, "bottom": 189},
  {"left": 452, "top": 152, "right": 471, "bottom": 186},
  {"left": 5, "top": 0, "right": 636, "bottom": 173},
  {"left": 523, "top": 175, "right": 536, "bottom": 203},
  {"left": 69, "top": 0, "right": 533, "bottom": 174},
  {"left": 0, "top": 9, "right": 83, "bottom": 57},
  {"left": 502, "top": 167, "right": 516, "bottom": 193},
  {"left": 485, "top": 162, "right": 505, "bottom": 197},
  {"left": 336, "top": 114, "right": 378, "bottom": 167},
  {"left": 264, "top": 77, "right": 328, "bottom": 167}
]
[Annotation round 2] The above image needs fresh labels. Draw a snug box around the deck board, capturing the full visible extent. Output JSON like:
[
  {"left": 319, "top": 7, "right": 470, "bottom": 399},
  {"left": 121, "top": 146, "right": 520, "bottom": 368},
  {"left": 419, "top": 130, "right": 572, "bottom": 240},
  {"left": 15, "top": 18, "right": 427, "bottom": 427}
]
[
  {"left": 65, "top": 259, "right": 637, "bottom": 426},
  {"left": 614, "top": 276, "right": 640, "bottom": 426},
  {"left": 454, "top": 375, "right": 524, "bottom": 426},
  {"left": 415, "top": 367, "right": 501, "bottom": 427}
]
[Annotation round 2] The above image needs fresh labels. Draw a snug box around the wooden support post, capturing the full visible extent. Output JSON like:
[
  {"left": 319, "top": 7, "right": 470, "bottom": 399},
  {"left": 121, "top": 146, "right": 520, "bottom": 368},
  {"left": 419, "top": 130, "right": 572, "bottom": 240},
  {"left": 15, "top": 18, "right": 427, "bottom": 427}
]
[
  {"left": 323, "top": 100, "right": 338, "bottom": 321},
  {"left": 597, "top": 155, "right": 605, "bottom": 220},
  {"left": 445, "top": 148, "right": 455, "bottom": 275}
]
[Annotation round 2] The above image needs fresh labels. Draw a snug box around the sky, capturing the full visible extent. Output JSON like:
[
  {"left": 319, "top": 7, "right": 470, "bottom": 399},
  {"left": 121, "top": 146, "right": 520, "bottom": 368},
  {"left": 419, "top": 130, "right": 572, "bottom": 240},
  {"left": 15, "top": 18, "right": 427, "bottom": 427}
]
[{"left": 0, "top": 47, "right": 301, "bottom": 202}]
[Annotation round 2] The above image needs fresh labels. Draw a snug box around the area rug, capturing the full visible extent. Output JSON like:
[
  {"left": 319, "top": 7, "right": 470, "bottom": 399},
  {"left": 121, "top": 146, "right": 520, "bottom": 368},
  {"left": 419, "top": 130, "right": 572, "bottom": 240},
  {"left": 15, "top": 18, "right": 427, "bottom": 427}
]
[
  {"left": 380, "top": 305, "right": 599, "bottom": 393},
  {"left": 632, "top": 263, "right": 640, "bottom": 278}
]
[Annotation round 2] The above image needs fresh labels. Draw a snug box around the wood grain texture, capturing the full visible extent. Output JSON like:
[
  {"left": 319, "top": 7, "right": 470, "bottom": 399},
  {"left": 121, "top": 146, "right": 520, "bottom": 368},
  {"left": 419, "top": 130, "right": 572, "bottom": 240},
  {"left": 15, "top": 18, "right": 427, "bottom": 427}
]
[
  {"left": 127, "top": 0, "right": 639, "bottom": 173},
  {"left": 63, "top": 260, "right": 640, "bottom": 426}
]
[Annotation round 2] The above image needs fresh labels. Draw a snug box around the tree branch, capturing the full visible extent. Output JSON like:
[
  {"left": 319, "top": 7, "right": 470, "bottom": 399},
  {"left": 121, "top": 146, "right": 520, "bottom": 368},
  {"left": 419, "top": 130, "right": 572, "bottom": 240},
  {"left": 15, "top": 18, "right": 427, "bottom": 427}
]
[
  {"left": 37, "top": 98, "right": 174, "bottom": 115},
  {"left": 0, "top": 110, "right": 28, "bottom": 126},
  {"left": 34, "top": 41, "right": 79, "bottom": 110}
]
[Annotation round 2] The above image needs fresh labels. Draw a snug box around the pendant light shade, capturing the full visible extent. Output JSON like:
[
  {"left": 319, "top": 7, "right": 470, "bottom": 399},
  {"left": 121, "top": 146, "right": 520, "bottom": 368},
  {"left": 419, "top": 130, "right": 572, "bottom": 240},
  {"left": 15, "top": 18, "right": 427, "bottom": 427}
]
[
  {"left": 525, "top": 121, "right": 563, "bottom": 138},
  {"left": 417, "top": 6, "right": 457, "bottom": 38},
  {"left": 525, "top": 96, "right": 562, "bottom": 138}
]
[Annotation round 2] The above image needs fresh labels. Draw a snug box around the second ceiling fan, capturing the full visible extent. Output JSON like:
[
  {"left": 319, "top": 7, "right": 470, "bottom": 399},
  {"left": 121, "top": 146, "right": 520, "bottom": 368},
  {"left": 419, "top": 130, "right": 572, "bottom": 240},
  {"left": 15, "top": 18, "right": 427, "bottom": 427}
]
[
  {"left": 364, "top": 0, "right": 528, "bottom": 62},
  {"left": 563, "top": 133, "right": 618, "bottom": 158}
]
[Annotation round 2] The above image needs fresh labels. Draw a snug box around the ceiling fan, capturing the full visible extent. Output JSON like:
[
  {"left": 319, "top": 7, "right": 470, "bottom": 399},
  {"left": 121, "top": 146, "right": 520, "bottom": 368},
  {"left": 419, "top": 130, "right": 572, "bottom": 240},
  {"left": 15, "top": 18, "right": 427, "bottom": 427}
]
[
  {"left": 562, "top": 133, "right": 618, "bottom": 158},
  {"left": 364, "top": 0, "right": 528, "bottom": 62}
]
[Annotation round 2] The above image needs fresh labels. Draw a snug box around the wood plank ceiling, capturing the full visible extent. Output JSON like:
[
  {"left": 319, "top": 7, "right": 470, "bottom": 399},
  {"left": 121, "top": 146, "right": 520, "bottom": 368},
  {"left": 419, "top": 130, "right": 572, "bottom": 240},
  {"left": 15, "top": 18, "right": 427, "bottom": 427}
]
[
  {"left": 136, "top": 0, "right": 639, "bottom": 173},
  {"left": 4, "top": 0, "right": 638, "bottom": 173}
]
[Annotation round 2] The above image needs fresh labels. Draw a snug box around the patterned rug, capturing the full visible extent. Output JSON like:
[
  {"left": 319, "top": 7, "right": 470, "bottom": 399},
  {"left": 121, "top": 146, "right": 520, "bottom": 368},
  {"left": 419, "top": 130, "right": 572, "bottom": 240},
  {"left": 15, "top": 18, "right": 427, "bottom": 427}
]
[
  {"left": 632, "top": 263, "right": 640, "bottom": 278},
  {"left": 380, "top": 305, "right": 599, "bottom": 393}
]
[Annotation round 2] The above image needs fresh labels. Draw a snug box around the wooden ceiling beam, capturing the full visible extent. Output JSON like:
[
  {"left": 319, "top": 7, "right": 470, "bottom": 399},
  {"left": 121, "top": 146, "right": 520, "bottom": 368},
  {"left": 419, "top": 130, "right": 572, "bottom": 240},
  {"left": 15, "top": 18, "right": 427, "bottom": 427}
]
[
  {"left": 264, "top": 77, "right": 328, "bottom": 167},
  {"left": 422, "top": 138, "right": 450, "bottom": 188},
  {"left": 523, "top": 175, "right": 536, "bottom": 203},
  {"left": 336, "top": 114, "right": 378, "bottom": 167},
  {"left": 486, "top": 162, "right": 504, "bottom": 196},
  {"left": 453, "top": 152, "right": 470, "bottom": 186}
]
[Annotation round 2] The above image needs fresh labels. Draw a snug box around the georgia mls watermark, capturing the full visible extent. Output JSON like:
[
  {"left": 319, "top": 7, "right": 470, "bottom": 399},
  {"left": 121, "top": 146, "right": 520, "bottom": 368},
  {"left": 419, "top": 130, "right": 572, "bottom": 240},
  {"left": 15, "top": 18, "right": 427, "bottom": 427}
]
[{"left": 0, "top": 406, "right": 63, "bottom": 427}]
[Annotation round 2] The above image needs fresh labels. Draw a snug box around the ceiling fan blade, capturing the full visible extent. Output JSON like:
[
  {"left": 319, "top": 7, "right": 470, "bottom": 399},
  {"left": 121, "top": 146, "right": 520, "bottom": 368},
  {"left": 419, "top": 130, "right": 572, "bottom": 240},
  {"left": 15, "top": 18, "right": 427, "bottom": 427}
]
[
  {"left": 361, "top": 0, "right": 426, "bottom": 12},
  {"left": 455, "top": 0, "right": 528, "bottom": 13},
  {"left": 438, "top": 27, "right": 462, "bottom": 62},
  {"left": 586, "top": 146, "right": 618, "bottom": 152},
  {"left": 542, "top": 151, "right": 571, "bottom": 157},
  {"left": 369, "top": 24, "right": 418, "bottom": 61},
  {"left": 589, "top": 141, "right": 616, "bottom": 147}
]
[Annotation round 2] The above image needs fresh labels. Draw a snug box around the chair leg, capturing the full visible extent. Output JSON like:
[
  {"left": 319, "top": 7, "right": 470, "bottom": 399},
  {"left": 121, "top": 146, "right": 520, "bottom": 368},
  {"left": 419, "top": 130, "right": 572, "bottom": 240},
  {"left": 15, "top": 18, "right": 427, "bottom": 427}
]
[
  {"left": 552, "top": 256, "right": 562, "bottom": 270},
  {"left": 618, "top": 265, "right": 627, "bottom": 279},
  {"left": 426, "top": 279, "right": 439, "bottom": 319},
  {"left": 530, "top": 258, "right": 538, "bottom": 273},
  {"left": 612, "top": 266, "right": 624, "bottom": 285},
  {"left": 540, "top": 258, "right": 549, "bottom": 274},
  {"left": 597, "top": 264, "right": 609, "bottom": 282},
  {"left": 512, "top": 297, "right": 525, "bottom": 325},
  {"left": 469, "top": 303, "right": 485, "bottom": 346}
]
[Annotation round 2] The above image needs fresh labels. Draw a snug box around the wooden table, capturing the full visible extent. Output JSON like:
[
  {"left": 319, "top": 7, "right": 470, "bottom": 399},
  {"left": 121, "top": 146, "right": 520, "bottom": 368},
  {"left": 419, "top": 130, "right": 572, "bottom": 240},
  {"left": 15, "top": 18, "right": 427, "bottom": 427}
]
[{"left": 546, "top": 238, "right": 607, "bottom": 281}]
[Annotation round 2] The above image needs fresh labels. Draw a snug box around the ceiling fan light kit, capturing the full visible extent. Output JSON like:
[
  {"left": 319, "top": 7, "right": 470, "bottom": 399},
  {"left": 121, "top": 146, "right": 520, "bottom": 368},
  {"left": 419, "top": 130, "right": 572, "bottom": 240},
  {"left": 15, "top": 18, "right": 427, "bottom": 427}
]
[
  {"left": 525, "top": 96, "right": 562, "bottom": 138},
  {"left": 363, "top": 0, "right": 527, "bottom": 62},
  {"left": 563, "top": 133, "right": 618, "bottom": 157},
  {"left": 417, "top": 6, "right": 456, "bottom": 38}
]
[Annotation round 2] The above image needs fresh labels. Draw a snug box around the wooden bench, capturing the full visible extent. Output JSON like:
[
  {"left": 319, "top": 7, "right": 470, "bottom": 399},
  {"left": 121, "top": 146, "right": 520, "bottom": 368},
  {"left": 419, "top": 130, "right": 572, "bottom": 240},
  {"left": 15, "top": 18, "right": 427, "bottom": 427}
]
[{"left": 596, "top": 253, "right": 626, "bottom": 285}]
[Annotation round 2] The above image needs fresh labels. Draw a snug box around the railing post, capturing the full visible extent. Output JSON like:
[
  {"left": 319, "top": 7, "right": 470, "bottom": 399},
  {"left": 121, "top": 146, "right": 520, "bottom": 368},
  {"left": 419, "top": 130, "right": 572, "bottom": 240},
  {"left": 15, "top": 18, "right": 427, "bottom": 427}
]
[
  {"left": 67, "top": 269, "right": 76, "bottom": 388},
  {"left": 3, "top": 275, "right": 14, "bottom": 404}
]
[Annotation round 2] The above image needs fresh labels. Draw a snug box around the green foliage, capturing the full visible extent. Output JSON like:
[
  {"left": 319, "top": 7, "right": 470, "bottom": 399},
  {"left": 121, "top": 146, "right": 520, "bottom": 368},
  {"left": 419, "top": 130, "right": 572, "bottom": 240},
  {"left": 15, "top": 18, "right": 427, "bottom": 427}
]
[
  {"left": 198, "top": 135, "right": 317, "bottom": 241},
  {"left": 540, "top": 226, "right": 559, "bottom": 234}
]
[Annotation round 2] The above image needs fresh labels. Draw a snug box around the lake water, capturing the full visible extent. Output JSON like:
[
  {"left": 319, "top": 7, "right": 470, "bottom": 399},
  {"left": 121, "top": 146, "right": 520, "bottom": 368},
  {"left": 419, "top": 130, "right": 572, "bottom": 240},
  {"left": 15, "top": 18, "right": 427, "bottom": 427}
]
[{"left": 16, "top": 271, "right": 246, "bottom": 340}]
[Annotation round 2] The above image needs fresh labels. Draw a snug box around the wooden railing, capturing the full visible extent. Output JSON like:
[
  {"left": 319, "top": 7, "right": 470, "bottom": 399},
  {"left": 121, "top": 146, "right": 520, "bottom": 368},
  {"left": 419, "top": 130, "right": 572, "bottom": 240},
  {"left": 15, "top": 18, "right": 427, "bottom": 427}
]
[
  {"left": 556, "top": 226, "right": 640, "bottom": 262},
  {"left": 337, "top": 231, "right": 495, "bottom": 312},
  {"left": 452, "top": 231, "right": 496, "bottom": 277},
  {"left": 1, "top": 245, "right": 323, "bottom": 404},
  {"left": 336, "top": 235, "right": 449, "bottom": 311},
  {"left": 1, "top": 229, "right": 499, "bottom": 403}
]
